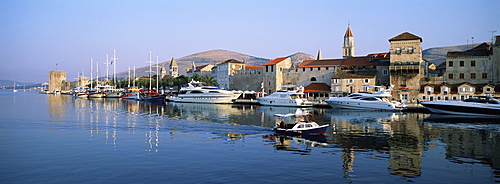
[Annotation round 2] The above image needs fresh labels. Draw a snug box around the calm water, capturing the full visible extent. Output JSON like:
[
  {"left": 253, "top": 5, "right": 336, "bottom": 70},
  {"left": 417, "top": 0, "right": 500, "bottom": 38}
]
[{"left": 1, "top": 90, "right": 499, "bottom": 183}]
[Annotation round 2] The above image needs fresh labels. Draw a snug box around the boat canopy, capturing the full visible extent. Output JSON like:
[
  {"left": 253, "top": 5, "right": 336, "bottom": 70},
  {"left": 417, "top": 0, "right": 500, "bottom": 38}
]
[{"left": 274, "top": 113, "right": 310, "bottom": 117}]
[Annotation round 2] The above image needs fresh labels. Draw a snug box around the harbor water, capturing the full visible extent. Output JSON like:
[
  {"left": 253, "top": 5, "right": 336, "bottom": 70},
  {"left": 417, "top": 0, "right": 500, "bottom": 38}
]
[{"left": 1, "top": 90, "right": 499, "bottom": 183}]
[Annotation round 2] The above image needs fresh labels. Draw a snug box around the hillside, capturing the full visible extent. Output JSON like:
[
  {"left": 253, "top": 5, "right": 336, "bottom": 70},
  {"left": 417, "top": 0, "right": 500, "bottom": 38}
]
[
  {"left": 112, "top": 43, "right": 479, "bottom": 80},
  {"left": 115, "top": 50, "right": 315, "bottom": 79},
  {"left": 422, "top": 43, "right": 481, "bottom": 65}
]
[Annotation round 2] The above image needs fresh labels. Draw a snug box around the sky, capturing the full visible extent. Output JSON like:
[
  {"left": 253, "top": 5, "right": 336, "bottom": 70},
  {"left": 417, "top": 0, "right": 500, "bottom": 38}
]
[{"left": 1, "top": 0, "right": 499, "bottom": 83}]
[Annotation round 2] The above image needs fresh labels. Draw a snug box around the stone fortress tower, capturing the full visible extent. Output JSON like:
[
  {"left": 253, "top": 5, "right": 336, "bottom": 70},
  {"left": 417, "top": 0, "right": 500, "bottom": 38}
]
[{"left": 49, "top": 70, "right": 66, "bottom": 92}]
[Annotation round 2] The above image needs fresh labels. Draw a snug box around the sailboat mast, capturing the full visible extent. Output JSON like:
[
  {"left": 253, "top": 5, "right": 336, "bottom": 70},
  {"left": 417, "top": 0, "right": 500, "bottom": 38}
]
[
  {"left": 96, "top": 59, "right": 99, "bottom": 87},
  {"left": 113, "top": 49, "right": 117, "bottom": 85},
  {"left": 133, "top": 65, "right": 136, "bottom": 87},
  {"left": 148, "top": 51, "right": 152, "bottom": 90},
  {"left": 90, "top": 58, "right": 93, "bottom": 89},
  {"left": 156, "top": 56, "right": 159, "bottom": 92},
  {"left": 105, "top": 54, "right": 109, "bottom": 83},
  {"left": 128, "top": 66, "right": 131, "bottom": 88}
]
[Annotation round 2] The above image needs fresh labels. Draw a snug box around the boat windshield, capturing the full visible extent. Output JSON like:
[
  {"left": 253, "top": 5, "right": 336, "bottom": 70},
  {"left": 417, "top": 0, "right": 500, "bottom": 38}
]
[{"left": 464, "top": 97, "right": 500, "bottom": 104}]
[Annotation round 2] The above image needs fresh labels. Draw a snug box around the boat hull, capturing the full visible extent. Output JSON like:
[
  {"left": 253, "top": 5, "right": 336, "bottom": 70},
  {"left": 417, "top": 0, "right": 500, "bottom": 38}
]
[
  {"left": 257, "top": 98, "right": 313, "bottom": 107},
  {"left": 420, "top": 101, "right": 500, "bottom": 116},
  {"left": 274, "top": 125, "right": 329, "bottom": 135},
  {"left": 171, "top": 94, "right": 240, "bottom": 104},
  {"left": 325, "top": 99, "right": 400, "bottom": 111}
]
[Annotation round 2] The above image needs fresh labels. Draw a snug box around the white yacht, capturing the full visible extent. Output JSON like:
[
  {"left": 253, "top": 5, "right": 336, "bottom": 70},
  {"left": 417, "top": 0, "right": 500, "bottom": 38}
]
[
  {"left": 420, "top": 96, "right": 500, "bottom": 116},
  {"left": 257, "top": 86, "right": 313, "bottom": 107},
  {"left": 170, "top": 80, "right": 241, "bottom": 104},
  {"left": 325, "top": 89, "right": 405, "bottom": 111}
]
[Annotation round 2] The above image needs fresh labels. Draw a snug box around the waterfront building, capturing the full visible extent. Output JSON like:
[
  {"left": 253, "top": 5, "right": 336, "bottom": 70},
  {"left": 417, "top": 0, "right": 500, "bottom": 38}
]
[
  {"left": 444, "top": 43, "right": 494, "bottom": 84},
  {"left": 493, "top": 36, "right": 500, "bottom": 85},
  {"left": 229, "top": 66, "right": 263, "bottom": 91},
  {"left": 419, "top": 83, "right": 499, "bottom": 101},
  {"left": 214, "top": 59, "right": 245, "bottom": 89},
  {"left": 262, "top": 57, "right": 292, "bottom": 94},
  {"left": 49, "top": 70, "right": 66, "bottom": 92},
  {"left": 186, "top": 63, "right": 214, "bottom": 77},
  {"left": 388, "top": 32, "right": 428, "bottom": 102}
]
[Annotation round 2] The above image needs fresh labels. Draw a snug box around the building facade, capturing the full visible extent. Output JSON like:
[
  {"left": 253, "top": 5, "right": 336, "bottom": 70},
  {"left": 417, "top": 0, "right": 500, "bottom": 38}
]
[
  {"left": 388, "top": 32, "right": 427, "bottom": 102},
  {"left": 214, "top": 59, "right": 245, "bottom": 89},
  {"left": 444, "top": 43, "right": 493, "bottom": 84},
  {"left": 49, "top": 70, "right": 66, "bottom": 92}
]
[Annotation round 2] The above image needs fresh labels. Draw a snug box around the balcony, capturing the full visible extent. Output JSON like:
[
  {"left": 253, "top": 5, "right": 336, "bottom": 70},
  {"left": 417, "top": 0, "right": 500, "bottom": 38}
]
[{"left": 390, "top": 62, "right": 420, "bottom": 74}]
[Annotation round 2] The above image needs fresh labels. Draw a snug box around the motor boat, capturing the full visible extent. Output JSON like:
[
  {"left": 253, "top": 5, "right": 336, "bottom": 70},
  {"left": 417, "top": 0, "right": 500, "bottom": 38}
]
[
  {"left": 420, "top": 96, "right": 500, "bottom": 116},
  {"left": 324, "top": 90, "right": 405, "bottom": 111},
  {"left": 273, "top": 113, "right": 329, "bottom": 135},
  {"left": 257, "top": 86, "right": 313, "bottom": 107},
  {"left": 170, "top": 80, "right": 241, "bottom": 104}
]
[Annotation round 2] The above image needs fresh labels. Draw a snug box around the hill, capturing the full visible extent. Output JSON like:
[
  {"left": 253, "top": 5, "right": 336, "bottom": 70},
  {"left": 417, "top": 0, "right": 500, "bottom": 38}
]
[
  {"left": 115, "top": 50, "right": 315, "bottom": 79},
  {"left": 422, "top": 43, "right": 481, "bottom": 65},
  {"left": 112, "top": 43, "right": 479, "bottom": 80}
]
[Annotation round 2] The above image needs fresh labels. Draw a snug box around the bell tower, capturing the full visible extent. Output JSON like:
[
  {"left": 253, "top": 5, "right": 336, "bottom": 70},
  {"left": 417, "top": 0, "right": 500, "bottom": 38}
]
[{"left": 342, "top": 25, "right": 355, "bottom": 58}]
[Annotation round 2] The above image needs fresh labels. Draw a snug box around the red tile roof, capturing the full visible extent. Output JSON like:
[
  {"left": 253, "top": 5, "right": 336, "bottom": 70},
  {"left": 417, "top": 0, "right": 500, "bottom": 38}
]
[
  {"left": 304, "top": 83, "right": 331, "bottom": 93},
  {"left": 264, "top": 57, "right": 289, "bottom": 66},
  {"left": 344, "top": 26, "right": 354, "bottom": 38},
  {"left": 447, "top": 42, "right": 491, "bottom": 57},
  {"left": 245, "top": 66, "right": 263, "bottom": 70},
  {"left": 389, "top": 32, "right": 422, "bottom": 42},
  {"left": 340, "top": 56, "right": 370, "bottom": 67},
  {"left": 298, "top": 59, "right": 344, "bottom": 67}
]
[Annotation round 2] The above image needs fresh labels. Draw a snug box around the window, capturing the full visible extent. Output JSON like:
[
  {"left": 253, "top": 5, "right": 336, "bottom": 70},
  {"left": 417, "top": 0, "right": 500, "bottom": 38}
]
[
  {"left": 333, "top": 79, "right": 340, "bottom": 83},
  {"left": 383, "top": 69, "right": 388, "bottom": 75},
  {"left": 470, "top": 73, "right": 476, "bottom": 79},
  {"left": 363, "top": 79, "right": 369, "bottom": 83},
  {"left": 460, "top": 61, "right": 464, "bottom": 67},
  {"left": 310, "top": 77, "right": 317, "bottom": 81},
  {"left": 318, "top": 67, "right": 321, "bottom": 71},
  {"left": 482, "top": 73, "right": 488, "bottom": 79},
  {"left": 396, "top": 48, "right": 402, "bottom": 54},
  {"left": 402, "top": 77, "right": 407, "bottom": 87},
  {"left": 443, "top": 88, "right": 448, "bottom": 95},
  {"left": 326, "top": 67, "right": 329, "bottom": 70},
  {"left": 448, "top": 74, "right": 453, "bottom": 79},
  {"left": 471, "top": 60, "right": 476, "bottom": 67},
  {"left": 302, "top": 68, "right": 305, "bottom": 72},
  {"left": 448, "top": 61, "right": 453, "bottom": 67},
  {"left": 310, "top": 67, "right": 313, "bottom": 71},
  {"left": 459, "top": 73, "right": 464, "bottom": 79},
  {"left": 408, "top": 47, "right": 414, "bottom": 54},
  {"left": 348, "top": 79, "right": 354, "bottom": 83}
]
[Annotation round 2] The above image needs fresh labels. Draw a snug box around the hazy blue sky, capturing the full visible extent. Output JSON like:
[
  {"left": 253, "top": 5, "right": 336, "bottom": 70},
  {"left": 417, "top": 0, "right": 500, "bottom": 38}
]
[{"left": 1, "top": 0, "right": 499, "bottom": 83}]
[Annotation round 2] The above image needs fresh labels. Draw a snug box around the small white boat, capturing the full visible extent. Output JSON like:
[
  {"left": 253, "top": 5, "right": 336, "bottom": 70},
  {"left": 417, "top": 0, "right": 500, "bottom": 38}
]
[
  {"left": 257, "top": 86, "right": 313, "bottom": 107},
  {"left": 274, "top": 113, "right": 329, "bottom": 135},
  {"left": 170, "top": 80, "right": 241, "bottom": 104},
  {"left": 420, "top": 96, "right": 500, "bottom": 116},
  {"left": 324, "top": 88, "right": 405, "bottom": 111}
]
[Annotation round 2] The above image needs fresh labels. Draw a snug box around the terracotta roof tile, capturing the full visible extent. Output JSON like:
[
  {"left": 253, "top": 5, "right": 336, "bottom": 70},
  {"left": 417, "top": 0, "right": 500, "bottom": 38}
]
[
  {"left": 304, "top": 83, "right": 331, "bottom": 93},
  {"left": 389, "top": 32, "right": 423, "bottom": 42},
  {"left": 245, "top": 66, "right": 263, "bottom": 70},
  {"left": 446, "top": 42, "right": 491, "bottom": 57},
  {"left": 298, "top": 59, "right": 344, "bottom": 67},
  {"left": 264, "top": 57, "right": 289, "bottom": 66}
]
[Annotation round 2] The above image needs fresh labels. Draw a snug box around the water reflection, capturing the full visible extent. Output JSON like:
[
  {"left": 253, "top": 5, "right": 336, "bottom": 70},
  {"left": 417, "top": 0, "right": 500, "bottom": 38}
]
[
  {"left": 263, "top": 134, "right": 328, "bottom": 155},
  {"left": 44, "top": 95, "right": 500, "bottom": 181}
]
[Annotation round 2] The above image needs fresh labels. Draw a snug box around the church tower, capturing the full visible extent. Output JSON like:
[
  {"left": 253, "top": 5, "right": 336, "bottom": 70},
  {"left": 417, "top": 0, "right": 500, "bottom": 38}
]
[
  {"left": 342, "top": 25, "right": 355, "bottom": 58},
  {"left": 169, "top": 56, "right": 179, "bottom": 77}
]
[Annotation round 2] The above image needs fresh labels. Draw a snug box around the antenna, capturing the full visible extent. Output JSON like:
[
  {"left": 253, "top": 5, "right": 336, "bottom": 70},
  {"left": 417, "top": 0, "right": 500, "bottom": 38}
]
[{"left": 488, "top": 30, "right": 497, "bottom": 43}]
